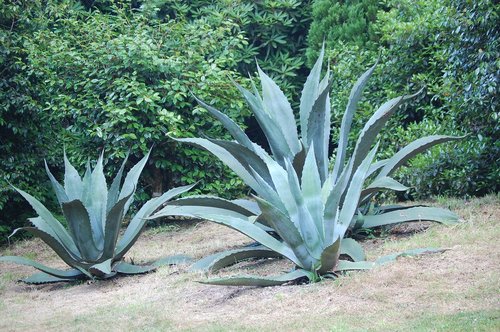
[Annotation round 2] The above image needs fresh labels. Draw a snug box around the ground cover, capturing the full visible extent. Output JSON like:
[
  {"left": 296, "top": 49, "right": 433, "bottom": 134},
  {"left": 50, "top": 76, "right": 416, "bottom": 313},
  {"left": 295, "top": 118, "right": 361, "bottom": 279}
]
[{"left": 0, "top": 195, "right": 498, "bottom": 331}]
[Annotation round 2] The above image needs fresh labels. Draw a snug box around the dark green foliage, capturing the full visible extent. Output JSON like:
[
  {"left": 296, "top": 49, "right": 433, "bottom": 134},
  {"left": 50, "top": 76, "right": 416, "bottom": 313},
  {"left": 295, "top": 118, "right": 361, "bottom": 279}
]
[
  {"left": 374, "top": 0, "right": 499, "bottom": 197},
  {"left": 149, "top": 0, "right": 313, "bottom": 102},
  {"left": 28, "top": 4, "right": 249, "bottom": 197},
  {"left": 0, "top": 0, "right": 65, "bottom": 242},
  {"left": 307, "top": 0, "right": 499, "bottom": 198},
  {"left": 0, "top": 0, "right": 253, "bottom": 240},
  {"left": 306, "top": 0, "right": 380, "bottom": 64}
]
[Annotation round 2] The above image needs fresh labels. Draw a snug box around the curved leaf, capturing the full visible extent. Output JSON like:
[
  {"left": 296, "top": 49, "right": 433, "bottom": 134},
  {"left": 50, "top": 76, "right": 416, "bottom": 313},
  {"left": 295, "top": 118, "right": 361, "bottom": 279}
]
[
  {"left": 350, "top": 90, "right": 422, "bottom": 179},
  {"left": 118, "top": 149, "right": 151, "bottom": 214},
  {"left": 0, "top": 256, "right": 85, "bottom": 279},
  {"left": 190, "top": 247, "right": 281, "bottom": 273},
  {"left": 300, "top": 44, "right": 324, "bottom": 139},
  {"left": 193, "top": 95, "right": 255, "bottom": 151},
  {"left": 152, "top": 205, "right": 249, "bottom": 220},
  {"left": 337, "top": 248, "right": 447, "bottom": 271},
  {"left": 234, "top": 82, "right": 292, "bottom": 164},
  {"left": 377, "top": 135, "right": 464, "bottom": 179},
  {"left": 376, "top": 204, "right": 426, "bottom": 213},
  {"left": 258, "top": 64, "right": 301, "bottom": 156},
  {"left": 107, "top": 152, "right": 129, "bottom": 214},
  {"left": 191, "top": 212, "right": 301, "bottom": 267},
  {"left": 362, "top": 206, "right": 459, "bottom": 228},
  {"left": 361, "top": 176, "right": 410, "bottom": 198},
  {"left": 22, "top": 272, "right": 84, "bottom": 284},
  {"left": 63, "top": 151, "right": 83, "bottom": 201},
  {"left": 340, "top": 238, "right": 366, "bottom": 262},
  {"left": 163, "top": 195, "right": 256, "bottom": 217},
  {"left": 12, "top": 225, "right": 89, "bottom": 270},
  {"left": 82, "top": 151, "right": 107, "bottom": 240},
  {"left": 231, "top": 199, "right": 261, "bottom": 215},
  {"left": 61, "top": 200, "right": 101, "bottom": 261},
  {"left": 284, "top": 158, "right": 323, "bottom": 260},
  {"left": 366, "top": 159, "right": 388, "bottom": 178},
  {"left": 260, "top": 153, "right": 300, "bottom": 219},
  {"left": 114, "top": 261, "right": 156, "bottom": 274},
  {"left": 249, "top": 165, "right": 287, "bottom": 211},
  {"left": 12, "top": 186, "right": 80, "bottom": 257},
  {"left": 200, "top": 269, "right": 313, "bottom": 287},
  {"left": 89, "top": 258, "right": 112, "bottom": 277},
  {"left": 173, "top": 137, "right": 263, "bottom": 194},
  {"left": 335, "top": 260, "right": 375, "bottom": 271},
  {"left": 336, "top": 143, "right": 378, "bottom": 238},
  {"left": 305, "top": 80, "right": 332, "bottom": 182},
  {"left": 323, "top": 160, "right": 351, "bottom": 244},
  {"left": 206, "top": 138, "right": 273, "bottom": 187},
  {"left": 332, "top": 61, "right": 377, "bottom": 182},
  {"left": 255, "top": 196, "right": 314, "bottom": 269},
  {"left": 318, "top": 236, "right": 341, "bottom": 274},
  {"left": 44, "top": 160, "right": 68, "bottom": 205},
  {"left": 102, "top": 191, "right": 134, "bottom": 261},
  {"left": 301, "top": 146, "right": 324, "bottom": 241}
]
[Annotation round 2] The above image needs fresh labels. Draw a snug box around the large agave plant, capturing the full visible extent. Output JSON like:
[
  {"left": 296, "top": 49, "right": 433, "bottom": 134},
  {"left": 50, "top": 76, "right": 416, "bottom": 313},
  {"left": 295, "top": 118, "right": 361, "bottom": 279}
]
[
  {"left": 0, "top": 151, "right": 192, "bottom": 284},
  {"left": 153, "top": 48, "right": 460, "bottom": 286}
]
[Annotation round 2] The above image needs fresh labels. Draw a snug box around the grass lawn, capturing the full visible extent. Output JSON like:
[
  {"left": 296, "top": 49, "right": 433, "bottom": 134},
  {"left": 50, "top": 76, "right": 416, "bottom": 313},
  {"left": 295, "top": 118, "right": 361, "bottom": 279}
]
[{"left": 0, "top": 195, "right": 498, "bottom": 331}]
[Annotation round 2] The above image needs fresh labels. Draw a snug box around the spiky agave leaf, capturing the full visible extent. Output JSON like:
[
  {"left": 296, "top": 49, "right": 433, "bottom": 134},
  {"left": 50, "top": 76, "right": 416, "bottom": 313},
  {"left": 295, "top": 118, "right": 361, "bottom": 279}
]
[
  {"left": 115, "top": 184, "right": 196, "bottom": 260},
  {"left": 360, "top": 135, "right": 464, "bottom": 203},
  {"left": 361, "top": 206, "right": 459, "bottom": 228},
  {"left": 152, "top": 196, "right": 302, "bottom": 267},
  {"left": 201, "top": 269, "right": 314, "bottom": 287},
  {"left": 0, "top": 256, "right": 87, "bottom": 280},
  {"left": 351, "top": 135, "right": 463, "bottom": 231},
  {"left": 189, "top": 246, "right": 281, "bottom": 273},
  {"left": 332, "top": 61, "right": 378, "bottom": 182}
]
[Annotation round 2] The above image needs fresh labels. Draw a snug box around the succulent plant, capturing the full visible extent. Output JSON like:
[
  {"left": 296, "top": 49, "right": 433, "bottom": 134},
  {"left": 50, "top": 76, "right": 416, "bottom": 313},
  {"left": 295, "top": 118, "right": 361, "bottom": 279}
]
[
  {"left": 0, "top": 151, "right": 192, "bottom": 284},
  {"left": 152, "top": 47, "right": 460, "bottom": 286}
]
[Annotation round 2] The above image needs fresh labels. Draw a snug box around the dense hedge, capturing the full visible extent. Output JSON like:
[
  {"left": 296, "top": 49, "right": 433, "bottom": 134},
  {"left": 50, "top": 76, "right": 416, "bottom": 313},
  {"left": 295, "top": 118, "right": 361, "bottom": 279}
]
[
  {"left": 0, "top": 0, "right": 497, "bottom": 242},
  {"left": 307, "top": 0, "right": 499, "bottom": 198},
  {"left": 0, "top": 1, "right": 251, "bottom": 241},
  {"left": 0, "top": 0, "right": 314, "bottom": 241}
]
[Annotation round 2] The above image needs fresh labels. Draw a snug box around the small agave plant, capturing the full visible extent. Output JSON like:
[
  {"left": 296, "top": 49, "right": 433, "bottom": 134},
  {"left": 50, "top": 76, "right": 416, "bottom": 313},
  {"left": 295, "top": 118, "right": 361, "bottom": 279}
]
[
  {"left": 152, "top": 47, "right": 461, "bottom": 286},
  {"left": 0, "top": 151, "right": 193, "bottom": 284}
]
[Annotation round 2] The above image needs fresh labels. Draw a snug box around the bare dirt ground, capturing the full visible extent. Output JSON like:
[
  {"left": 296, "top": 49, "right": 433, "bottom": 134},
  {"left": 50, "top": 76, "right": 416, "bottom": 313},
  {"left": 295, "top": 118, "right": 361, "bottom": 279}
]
[{"left": 0, "top": 195, "right": 499, "bottom": 331}]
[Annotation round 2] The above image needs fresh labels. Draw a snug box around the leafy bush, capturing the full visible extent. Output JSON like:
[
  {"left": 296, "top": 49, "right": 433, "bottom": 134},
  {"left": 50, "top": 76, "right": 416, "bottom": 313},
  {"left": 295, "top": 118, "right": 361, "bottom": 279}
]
[
  {"left": 0, "top": 0, "right": 65, "bottom": 242},
  {"left": 1, "top": 1, "right": 259, "bottom": 241},
  {"left": 149, "top": 0, "right": 313, "bottom": 102},
  {"left": 307, "top": 0, "right": 499, "bottom": 198},
  {"left": 306, "top": 0, "right": 380, "bottom": 64},
  {"left": 28, "top": 5, "right": 250, "bottom": 196}
]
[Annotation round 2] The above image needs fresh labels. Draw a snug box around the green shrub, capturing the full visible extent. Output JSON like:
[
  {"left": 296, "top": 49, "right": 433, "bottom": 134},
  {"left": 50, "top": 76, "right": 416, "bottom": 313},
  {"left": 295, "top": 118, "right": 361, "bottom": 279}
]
[
  {"left": 0, "top": 1, "right": 255, "bottom": 241},
  {"left": 0, "top": 0, "right": 64, "bottom": 243},
  {"left": 306, "top": 0, "right": 380, "bottom": 64},
  {"left": 149, "top": 0, "right": 313, "bottom": 103},
  {"left": 307, "top": 0, "right": 499, "bottom": 198},
  {"left": 29, "top": 5, "right": 250, "bottom": 196}
]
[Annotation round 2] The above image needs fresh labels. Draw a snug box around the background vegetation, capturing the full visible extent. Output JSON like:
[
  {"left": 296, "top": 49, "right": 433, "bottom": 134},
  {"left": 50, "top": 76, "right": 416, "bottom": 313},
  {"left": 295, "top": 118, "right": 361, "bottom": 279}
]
[{"left": 1, "top": 0, "right": 498, "bottom": 241}]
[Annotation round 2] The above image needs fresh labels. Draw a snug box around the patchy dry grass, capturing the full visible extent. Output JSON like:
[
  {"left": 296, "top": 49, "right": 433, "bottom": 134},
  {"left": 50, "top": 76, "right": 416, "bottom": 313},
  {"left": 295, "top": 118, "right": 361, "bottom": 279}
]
[{"left": 0, "top": 195, "right": 498, "bottom": 331}]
